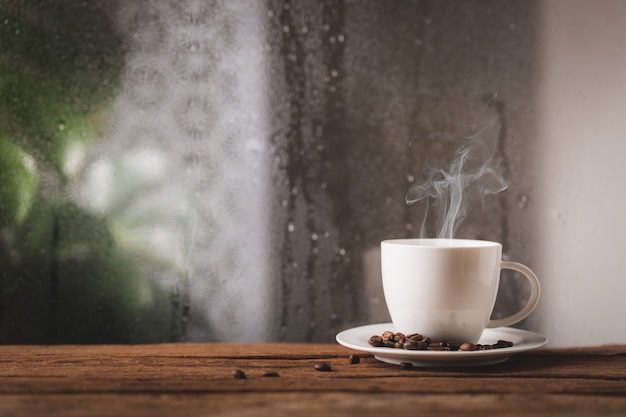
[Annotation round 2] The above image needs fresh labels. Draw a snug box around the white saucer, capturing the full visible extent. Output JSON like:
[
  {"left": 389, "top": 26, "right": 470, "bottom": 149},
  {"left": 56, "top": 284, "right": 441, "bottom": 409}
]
[{"left": 336, "top": 323, "right": 548, "bottom": 367}]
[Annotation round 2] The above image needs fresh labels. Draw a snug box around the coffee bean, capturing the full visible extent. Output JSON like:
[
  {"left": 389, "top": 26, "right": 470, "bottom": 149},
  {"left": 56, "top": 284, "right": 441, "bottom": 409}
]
[
  {"left": 459, "top": 342, "right": 476, "bottom": 351},
  {"left": 400, "top": 361, "right": 414, "bottom": 370},
  {"left": 384, "top": 340, "right": 398, "bottom": 348},
  {"left": 232, "top": 369, "right": 247, "bottom": 379},
  {"left": 348, "top": 354, "right": 360, "bottom": 364},
  {"left": 403, "top": 340, "right": 427, "bottom": 350},
  {"left": 262, "top": 371, "right": 280, "bottom": 377},
  {"left": 314, "top": 362, "right": 332, "bottom": 372},
  {"left": 368, "top": 335, "right": 385, "bottom": 347},
  {"left": 368, "top": 331, "right": 513, "bottom": 352},
  {"left": 494, "top": 340, "right": 514, "bottom": 349},
  {"left": 394, "top": 332, "right": 407, "bottom": 343},
  {"left": 427, "top": 342, "right": 448, "bottom": 351},
  {"left": 381, "top": 331, "right": 395, "bottom": 341}
]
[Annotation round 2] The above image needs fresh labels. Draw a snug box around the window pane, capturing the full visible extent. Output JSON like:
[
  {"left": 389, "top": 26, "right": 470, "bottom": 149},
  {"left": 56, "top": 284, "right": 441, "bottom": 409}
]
[{"left": 1, "top": 0, "right": 538, "bottom": 343}]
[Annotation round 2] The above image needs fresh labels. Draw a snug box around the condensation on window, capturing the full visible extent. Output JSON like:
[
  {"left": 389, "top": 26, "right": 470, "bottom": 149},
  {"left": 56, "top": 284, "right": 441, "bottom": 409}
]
[{"left": 0, "top": 0, "right": 538, "bottom": 343}]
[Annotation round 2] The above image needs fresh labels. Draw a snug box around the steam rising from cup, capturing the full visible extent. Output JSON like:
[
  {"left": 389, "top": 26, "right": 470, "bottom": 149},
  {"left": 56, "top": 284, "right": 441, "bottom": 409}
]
[{"left": 406, "top": 140, "right": 508, "bottom": 239}]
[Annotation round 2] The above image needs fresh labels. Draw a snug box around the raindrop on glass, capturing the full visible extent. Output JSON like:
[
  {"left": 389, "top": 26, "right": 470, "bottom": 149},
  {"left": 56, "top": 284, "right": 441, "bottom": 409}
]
[{"left": 518, "top": 194, "right": 528, "bottom": 209}]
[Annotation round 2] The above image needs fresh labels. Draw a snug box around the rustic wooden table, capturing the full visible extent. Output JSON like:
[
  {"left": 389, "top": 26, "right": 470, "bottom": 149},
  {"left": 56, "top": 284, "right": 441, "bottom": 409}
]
[{"left": 0, "top": 343, "right": 625, "bottom": 416}]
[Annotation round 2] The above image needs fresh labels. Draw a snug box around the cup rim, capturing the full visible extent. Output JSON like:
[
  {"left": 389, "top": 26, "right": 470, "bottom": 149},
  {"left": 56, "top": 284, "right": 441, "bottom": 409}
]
[{"left": 381, "top": 238, "right": 501, "bottom": 248}]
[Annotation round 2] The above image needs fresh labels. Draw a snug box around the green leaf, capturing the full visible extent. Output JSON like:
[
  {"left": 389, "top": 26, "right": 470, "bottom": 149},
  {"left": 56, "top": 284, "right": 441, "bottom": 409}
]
[
  {"left": 0, "top": 131, "right": 37, "bottom": 226},
  {"left": 0, "top": 0, "right": 125, "bottom": 178}
]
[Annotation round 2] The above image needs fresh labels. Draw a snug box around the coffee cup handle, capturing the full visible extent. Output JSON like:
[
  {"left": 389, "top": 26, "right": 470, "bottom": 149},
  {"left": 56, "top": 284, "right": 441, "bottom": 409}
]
[{"left": 486, "top": 261, "right": 541, "bottom": 329}]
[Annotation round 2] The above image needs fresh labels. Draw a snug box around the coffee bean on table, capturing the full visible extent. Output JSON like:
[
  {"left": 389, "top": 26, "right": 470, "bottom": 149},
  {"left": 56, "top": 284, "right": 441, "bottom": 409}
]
[
  {"left": 262, "top": 371, "right": 280, "bottom": 377},
  {"left": 232, "top": 369, "right": 247, "bottom": 379},
  {"left": 348, "top": 354, "right": 360, "bottom": 364},
  {"left": 314, "top": 362, "right": 332, "bottom": 372},
  {"left": 400, "top": 362, "right": 414, "bottom": 370}
]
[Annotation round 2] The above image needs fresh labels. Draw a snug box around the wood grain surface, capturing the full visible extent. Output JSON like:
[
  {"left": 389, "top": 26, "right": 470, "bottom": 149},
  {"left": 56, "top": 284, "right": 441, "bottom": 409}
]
[{"left": 1, "top": 343, "right": 625, "bottom": 416}]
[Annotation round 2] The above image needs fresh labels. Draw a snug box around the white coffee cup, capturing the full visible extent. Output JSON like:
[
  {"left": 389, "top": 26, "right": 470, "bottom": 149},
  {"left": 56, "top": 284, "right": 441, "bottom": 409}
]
[{"left": 381, "top": 238, "right": 540, "bottom": 344}]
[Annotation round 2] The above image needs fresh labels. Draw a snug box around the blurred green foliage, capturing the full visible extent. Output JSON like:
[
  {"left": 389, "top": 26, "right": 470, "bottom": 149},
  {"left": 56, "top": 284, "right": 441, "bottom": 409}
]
[
  {"left": 0, "top": 0, "right": 188, "bottom": 343},
  {"left": 0, "top": 132, "right": 36, "bottom": 226},
  {"left": 0, "top": 0, "right": 120, "bottom": 179}
]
